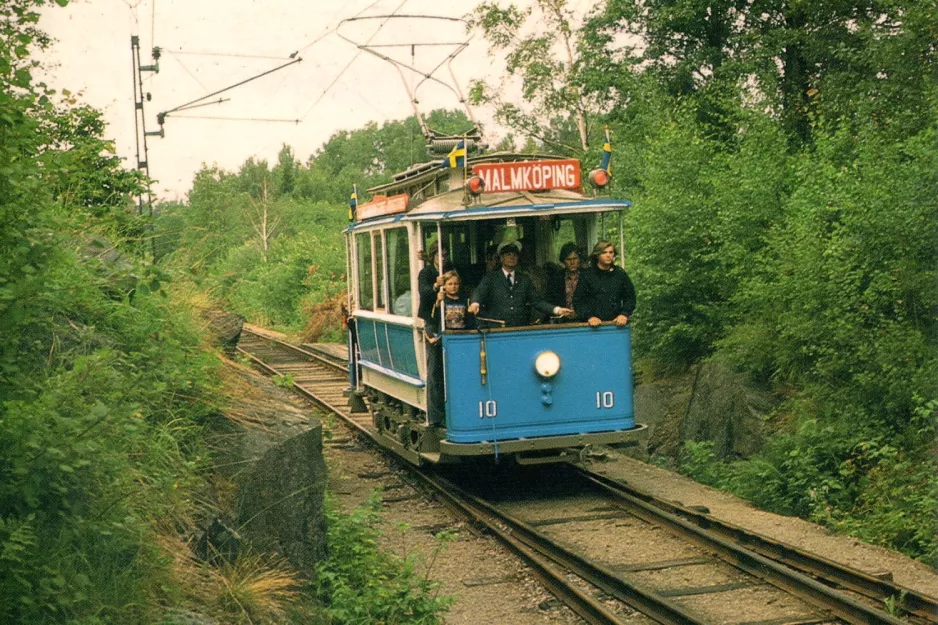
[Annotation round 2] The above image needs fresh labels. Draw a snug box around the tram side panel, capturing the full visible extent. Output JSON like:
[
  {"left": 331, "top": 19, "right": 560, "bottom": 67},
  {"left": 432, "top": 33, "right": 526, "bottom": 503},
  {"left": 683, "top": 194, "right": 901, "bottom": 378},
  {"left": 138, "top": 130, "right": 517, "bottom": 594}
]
[
  {"left": 354, "top": 315, "right": 427, "bottom": 410},
  {"left": 441, "top": 326, "right": 635, "bottom": 444}
]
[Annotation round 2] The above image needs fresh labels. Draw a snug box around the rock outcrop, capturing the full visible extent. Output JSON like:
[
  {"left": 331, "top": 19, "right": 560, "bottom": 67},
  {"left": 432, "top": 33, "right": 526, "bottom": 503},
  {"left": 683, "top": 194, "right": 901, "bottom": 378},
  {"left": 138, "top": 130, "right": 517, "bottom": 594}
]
[
  {"left": 237, "top": 422, "right": 328, "bottom": 574},
  {"left": 200, "top": 309, "right": 245, "bottom": 355},
  {"left": 635, "top": 361, "right": 775, "bottom": 460}
]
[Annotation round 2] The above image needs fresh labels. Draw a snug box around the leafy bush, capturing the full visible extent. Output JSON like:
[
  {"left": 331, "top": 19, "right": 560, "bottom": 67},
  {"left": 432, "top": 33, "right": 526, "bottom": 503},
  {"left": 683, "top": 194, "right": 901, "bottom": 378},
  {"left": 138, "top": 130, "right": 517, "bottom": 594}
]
[
  {"left": 314, "top": 493, "right": 453, "bottom": 624},
  {"left": 690, "top": 121, "right": 938, "bottom": 561},
  {"left": 727, "top": 419, "right": 864, "bottom": 518},
  {"left": 627, "top": 112, "right": 729, "bottom": 368},
  {"left": 674, "top": 441, "right": 734, "bottom": 489},
  {"left": 673, "top": 404, "right": 938, "bottom": 562},
  {"left": 721, "top": 125, "right": 938, "bottom": 427},
  {"left": 0, "top": 258, "right": 220, "bottom": 622},
  {"left": 213, "top": 228, "right": 346, "bottom": 332},
  {"left": 826, "top": 399, "right": 938, "bottom": 564}
]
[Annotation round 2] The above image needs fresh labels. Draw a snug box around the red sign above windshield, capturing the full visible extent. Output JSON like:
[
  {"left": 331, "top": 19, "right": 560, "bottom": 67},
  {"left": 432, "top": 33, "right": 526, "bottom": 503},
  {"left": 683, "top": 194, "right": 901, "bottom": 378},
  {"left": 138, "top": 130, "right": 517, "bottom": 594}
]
[{"left": 471, "top": 159, "right": 581, "bottom": 193}]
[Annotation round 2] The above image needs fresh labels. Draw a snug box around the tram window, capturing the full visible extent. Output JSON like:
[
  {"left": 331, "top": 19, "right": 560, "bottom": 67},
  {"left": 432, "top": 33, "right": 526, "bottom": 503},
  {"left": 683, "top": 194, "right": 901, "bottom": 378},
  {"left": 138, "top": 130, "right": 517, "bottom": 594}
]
[
  {"left": 543, "top": 216, "right": 595, "bottom": 267},
  {"left": 421, "top": 223, "right": 473, "bottom": 268},
  {"left": 552, "top": 219, "right": 577, "bottom": 260},
  {"left": 447, "top": 224, "right": 473, "bottom": 268},
  {"left": 386, "top": 228, "right": 411, "bottom": 316},
  {"left": 548, "top": 218, "right": 581, "bottom": 267},
  {"left": 356, "top": 232, "right": 373, "bottom": 311},
  {"left": 375, "top": 233, "right": 386, "bottom": 311}
]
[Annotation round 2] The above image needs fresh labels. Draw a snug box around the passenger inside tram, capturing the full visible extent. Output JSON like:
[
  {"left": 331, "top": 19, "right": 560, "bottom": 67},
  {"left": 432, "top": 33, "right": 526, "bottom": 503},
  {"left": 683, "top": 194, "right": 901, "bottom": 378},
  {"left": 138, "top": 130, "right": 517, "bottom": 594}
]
[{"left": 420, "top": 213, "right": 620, "bottom": 326}]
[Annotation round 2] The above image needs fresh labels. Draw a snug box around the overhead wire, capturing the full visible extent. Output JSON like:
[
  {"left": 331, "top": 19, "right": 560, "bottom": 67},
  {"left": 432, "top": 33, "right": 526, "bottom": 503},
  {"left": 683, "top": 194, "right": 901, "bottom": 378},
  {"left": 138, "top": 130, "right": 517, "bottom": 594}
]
[
  {"left": 367, "top": 42, "right": 464, "bottom": 48},
  {"left": 171, "top": 115, "right": 301, "bottom": 124},
  {"left": 299, "top": 0, "right": 409, "bottom": 121},
  {"left": 168, "top": 52, "right": 209, "bottom": 91},
  {"left": 291, "top": 0, "right": 384, "bottom": 57},
  {"left": 354, "top": 88, "right": 393, "bottom": 119},
  {"left": 333, "top": 13, "right": 476, "bottom": 137},
  {"left": 235, "top": 0, "right": 383, "bottom": 107},
  {"left": 145, "top": 0, "right": 158, "bottom": 88},
  {"left": 263, "top": 2, "right": 386, "bottom": 96},
  {"left": 172, "top": 98, "right": 230, "bottom": 114},
  {"left": 229, "top": 0, "right": 384, "bottom": 122},
  {"left": 161, "top": 57, "right": 303, "bottom": 117},
  {"left": 143, "top": 0, "right": 433, "bottom": 136},
  {"left": 292, "top": 25, "right": 338, "bottom": 58},
  {"left": 169, "top": 50, "right": 295, "bottom": 61},
  {"left": 122, "top": 0, "right": 154, "bottom": 88},
  {"left": 120, "top": 0, "right": 142, "bottom": 35},
  {"left": 163, "top": 49, "right": 297, "bottom": 101},
  {"left": 155, "top": 1, "right": 387, "bottom": 126}
]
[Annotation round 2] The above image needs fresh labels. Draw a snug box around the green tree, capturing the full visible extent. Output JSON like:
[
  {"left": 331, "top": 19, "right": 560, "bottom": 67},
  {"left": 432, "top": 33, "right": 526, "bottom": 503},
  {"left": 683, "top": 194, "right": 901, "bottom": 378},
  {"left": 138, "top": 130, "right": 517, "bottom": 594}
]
[
  {"left": 723, "top": 123, "right": 938, "bottom": 428},
  {"left": 175, "top": 166, "right": 250, "bottom": 270},
  {"left": 469, "top": 0, "right": 595, "bottom": 152},
  {"left": 274, "top": 143, "right": 297, "bottom": 196},
  {"left": 581, "top": 0, "right": 938, "bottom": 147},
  {"left": 626, "top": 109, "right": 730, "bottom": 367},
  {"left": 156, "top": 112, "right": 473, "bottom": 332},
  {"left": 295, "top": 109, "right": 473, "bottom": 203}
]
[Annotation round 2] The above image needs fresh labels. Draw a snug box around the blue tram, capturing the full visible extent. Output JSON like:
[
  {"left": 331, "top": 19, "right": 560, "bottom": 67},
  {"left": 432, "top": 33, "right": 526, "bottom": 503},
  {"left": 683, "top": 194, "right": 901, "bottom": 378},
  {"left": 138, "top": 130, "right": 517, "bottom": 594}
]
[{"left": 345, "top": 151, "right": 646, "bottom": 465}]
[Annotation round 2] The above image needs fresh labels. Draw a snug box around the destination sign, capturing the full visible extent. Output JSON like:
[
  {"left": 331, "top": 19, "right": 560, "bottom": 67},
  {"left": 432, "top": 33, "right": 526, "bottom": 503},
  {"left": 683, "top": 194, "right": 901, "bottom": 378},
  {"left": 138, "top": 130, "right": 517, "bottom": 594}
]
[
  {"left": 356, "top": 193, "right": 409, "bottom": 221},
  {"left": 471, "top": 159, "right": 581, "bottom": 193}
]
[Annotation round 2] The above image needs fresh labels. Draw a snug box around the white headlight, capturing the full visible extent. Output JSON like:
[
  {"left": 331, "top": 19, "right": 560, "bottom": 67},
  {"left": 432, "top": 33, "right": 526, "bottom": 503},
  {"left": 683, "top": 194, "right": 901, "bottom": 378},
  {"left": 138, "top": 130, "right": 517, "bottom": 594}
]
[{"left": 535, "top": 350, "right": 561, "bottom": 378}]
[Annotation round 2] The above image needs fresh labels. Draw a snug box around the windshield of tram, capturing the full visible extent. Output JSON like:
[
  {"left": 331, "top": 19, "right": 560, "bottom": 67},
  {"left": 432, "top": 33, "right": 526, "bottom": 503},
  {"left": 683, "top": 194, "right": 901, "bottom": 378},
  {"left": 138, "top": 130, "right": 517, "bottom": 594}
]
[{"left": 419, "top": 211, "right": 625, "bottom": 298}]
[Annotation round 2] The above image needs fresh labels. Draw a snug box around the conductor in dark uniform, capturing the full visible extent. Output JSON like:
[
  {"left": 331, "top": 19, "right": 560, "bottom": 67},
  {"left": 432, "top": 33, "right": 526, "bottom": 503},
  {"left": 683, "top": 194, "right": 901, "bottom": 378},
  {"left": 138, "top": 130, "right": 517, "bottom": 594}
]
[{"left": 468, "top": 242, "right": 572, "bottom": 326}]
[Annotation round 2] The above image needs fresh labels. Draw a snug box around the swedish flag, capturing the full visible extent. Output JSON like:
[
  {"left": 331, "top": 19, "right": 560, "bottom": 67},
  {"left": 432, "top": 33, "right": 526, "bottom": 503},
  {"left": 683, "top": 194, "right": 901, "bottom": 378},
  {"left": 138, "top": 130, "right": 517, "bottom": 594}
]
[
  {"left": 440, "top": 140, "right": 467, "bottom": 169},
  {"left": 348, "top": 185, "right": 358, "bottom": 220},
  {"left": 600, "top": 126, "right": 612, "bottom": 172}
]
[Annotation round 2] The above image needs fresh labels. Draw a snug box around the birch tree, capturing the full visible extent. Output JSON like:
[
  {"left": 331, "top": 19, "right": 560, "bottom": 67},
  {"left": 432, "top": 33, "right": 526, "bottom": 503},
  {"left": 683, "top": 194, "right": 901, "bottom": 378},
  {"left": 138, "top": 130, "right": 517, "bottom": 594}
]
[{"left": 468, "top": 0, "right": 597, "bottom": 153}]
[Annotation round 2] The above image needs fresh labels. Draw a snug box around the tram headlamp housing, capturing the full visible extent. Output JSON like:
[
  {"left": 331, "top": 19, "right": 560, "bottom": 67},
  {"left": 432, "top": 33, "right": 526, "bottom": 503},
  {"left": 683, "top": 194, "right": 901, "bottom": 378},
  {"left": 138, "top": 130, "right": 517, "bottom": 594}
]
[{"left": 535, "top": 350, "right": 561, "bottom": 378}]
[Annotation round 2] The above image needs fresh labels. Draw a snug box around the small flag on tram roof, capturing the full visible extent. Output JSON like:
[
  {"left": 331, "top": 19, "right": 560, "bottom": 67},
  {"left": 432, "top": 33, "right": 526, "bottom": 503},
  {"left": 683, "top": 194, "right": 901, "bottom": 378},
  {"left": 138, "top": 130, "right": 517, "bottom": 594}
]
[
  {"left": 348, "top": 185, "right": 358, "bottom": 220},
  {"left": 601, "top": 126, "right": 612, "bottom": 172},
  {"left": 440, "top": 140, "right": 467, "bottom": 169}
]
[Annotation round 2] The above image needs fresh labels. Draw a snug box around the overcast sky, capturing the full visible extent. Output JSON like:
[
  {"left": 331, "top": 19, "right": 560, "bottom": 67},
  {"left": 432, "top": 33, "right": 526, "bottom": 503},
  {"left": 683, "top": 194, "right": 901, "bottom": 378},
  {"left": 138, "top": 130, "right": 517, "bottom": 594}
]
[{"left": 39, "top": 0, "right": 594, "bottom": 200}]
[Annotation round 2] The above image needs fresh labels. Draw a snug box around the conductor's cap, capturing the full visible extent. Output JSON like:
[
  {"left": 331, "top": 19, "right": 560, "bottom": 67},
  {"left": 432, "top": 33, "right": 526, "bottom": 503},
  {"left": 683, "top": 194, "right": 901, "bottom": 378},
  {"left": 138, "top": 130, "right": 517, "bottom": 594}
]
[{"left": 497, "top": 241, "right": 521, "bottom": 256}]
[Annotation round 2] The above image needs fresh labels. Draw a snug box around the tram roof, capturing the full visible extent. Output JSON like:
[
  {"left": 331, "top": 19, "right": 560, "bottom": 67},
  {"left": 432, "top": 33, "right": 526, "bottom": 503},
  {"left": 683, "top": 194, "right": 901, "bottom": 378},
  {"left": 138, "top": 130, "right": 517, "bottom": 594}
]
[{"left": 344, "top": 189, "right": 631, "bottom": 233}]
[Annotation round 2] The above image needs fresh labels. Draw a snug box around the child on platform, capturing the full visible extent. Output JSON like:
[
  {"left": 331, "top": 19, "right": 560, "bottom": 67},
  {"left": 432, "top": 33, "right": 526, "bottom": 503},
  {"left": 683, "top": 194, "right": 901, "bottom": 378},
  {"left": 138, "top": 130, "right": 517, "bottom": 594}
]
[{"left": 424, "top": 270, "right": 474, "bottom": 425}]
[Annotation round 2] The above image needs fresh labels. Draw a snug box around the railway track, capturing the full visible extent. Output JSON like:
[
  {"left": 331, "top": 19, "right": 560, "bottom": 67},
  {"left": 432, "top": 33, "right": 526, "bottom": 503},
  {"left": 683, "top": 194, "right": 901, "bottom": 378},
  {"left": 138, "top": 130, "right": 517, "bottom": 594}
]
[{"left": 237, "top": 326, "right": 937, "bottom": 625}]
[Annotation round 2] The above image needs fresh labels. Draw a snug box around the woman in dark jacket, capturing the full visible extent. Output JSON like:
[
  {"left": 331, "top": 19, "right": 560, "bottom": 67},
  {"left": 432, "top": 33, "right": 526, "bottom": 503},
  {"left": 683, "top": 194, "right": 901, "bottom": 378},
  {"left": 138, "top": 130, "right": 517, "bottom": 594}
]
[{"left": 573, "top": 240, "right": 635, "bottom": 327}]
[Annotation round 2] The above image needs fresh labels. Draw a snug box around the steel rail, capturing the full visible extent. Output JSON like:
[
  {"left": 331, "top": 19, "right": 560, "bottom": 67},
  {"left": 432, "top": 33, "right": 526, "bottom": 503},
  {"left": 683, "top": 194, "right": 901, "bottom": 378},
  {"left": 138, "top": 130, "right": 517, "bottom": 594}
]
[
  {"left": 236, "top": 331, "right": 367, "bottom": 438},
  {"left": 575, "top": 470, "right": 908, "bottom": 625},
  {"left": 242, "top": 327, "right": 348, "bottom": 371},
  {"left": 425, "top": 472, "right": 709, "bottom": 624},
  {"left": 416, "top": 472, "right": 632, "bottom": 625},
  {"left": 237, "top": 345, "right": 356, "bottom": 423},
  {"left": 577, "top": 467, "right": 938, "bottom": 624},
  {"left": 240, "top": 330, "right": 713, "bottom": 623}
]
